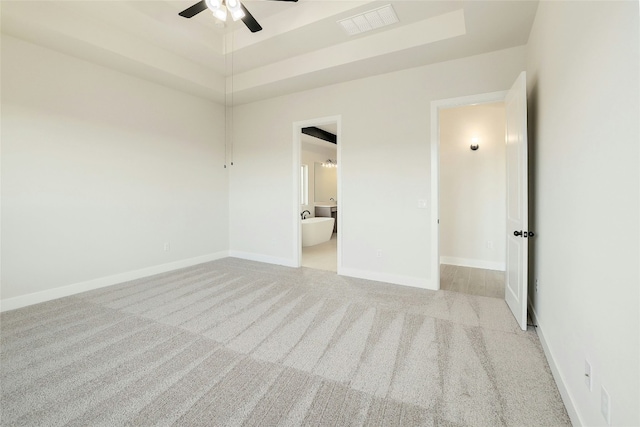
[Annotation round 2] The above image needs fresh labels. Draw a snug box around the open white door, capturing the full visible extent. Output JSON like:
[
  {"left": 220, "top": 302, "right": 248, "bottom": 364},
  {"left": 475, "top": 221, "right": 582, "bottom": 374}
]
[{"left": 505, "top": 71, "right": 529, "bottom": 331}]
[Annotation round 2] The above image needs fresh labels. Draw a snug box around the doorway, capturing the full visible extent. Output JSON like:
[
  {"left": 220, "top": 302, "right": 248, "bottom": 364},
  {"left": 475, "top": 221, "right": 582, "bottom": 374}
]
[
  {"left": 432, "top": 73, "right": 530, "bottom": 330},
  {"left": 438, "top": 102, "right": 507, "bottom": 298},
  {"left": 293, "top": 116, "right": 341, "bottom": 271},
  {"left": 431, "top": 91, "right": 507, "bottom": 298}
]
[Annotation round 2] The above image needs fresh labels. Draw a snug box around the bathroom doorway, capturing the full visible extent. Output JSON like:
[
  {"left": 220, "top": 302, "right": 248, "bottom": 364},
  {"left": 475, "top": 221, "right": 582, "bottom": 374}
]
[{"left": 293, "top": 116, "right": 341, "bottom": 272}]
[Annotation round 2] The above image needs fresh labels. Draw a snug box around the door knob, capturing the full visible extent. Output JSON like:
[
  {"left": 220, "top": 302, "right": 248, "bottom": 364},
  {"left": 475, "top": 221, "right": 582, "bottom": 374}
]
[{"left": 514, "top": 230, "right": 523, "bottom": 236}]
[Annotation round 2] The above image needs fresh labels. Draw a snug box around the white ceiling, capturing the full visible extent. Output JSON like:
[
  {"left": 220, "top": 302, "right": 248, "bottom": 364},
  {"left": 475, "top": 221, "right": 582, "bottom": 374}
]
[{"left": 1, "top": 0, "right": 539, "bottom": 105}]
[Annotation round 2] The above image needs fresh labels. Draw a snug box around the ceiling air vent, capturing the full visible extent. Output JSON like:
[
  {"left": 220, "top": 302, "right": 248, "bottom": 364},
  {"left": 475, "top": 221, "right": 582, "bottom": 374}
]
[{"left": 338, "top": 4, "right": 399, "bottom": 36}]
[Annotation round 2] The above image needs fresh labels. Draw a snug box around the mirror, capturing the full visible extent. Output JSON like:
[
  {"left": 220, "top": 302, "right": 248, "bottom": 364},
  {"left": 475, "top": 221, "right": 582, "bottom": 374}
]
[{"left": 314, "top": 162, "right": 337, "bottom": 203}]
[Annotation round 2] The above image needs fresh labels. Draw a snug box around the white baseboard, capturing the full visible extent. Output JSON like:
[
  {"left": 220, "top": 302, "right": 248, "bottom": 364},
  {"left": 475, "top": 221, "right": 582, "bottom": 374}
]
[
  {"left": 0, "top": 251, "right": 229, "bottom": 313},
  {"left": 228, "top": 250, "right": 297, "bottom": 268},
  {"left": 338, "top": 267, "right": 435, "bottom": 291},
  {"left": 227, "top": 252, "right": 435, "bottom": 292},
  {"left": 528, "top": 302, "right": 583, "bottom": 427},
  {"left": 440, "top": 256, "right": 505, "bottom": 271}
]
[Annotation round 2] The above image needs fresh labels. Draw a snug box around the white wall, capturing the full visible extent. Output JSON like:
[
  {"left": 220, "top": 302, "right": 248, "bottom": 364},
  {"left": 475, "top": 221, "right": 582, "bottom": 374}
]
[
  {"left": 228, "top": 46, "right": 526, "bottom": 286},
  {"left": 526, "top": 2, "right": 639, "bottom": 426},
  {"left": 1, "top": 36, "right": 228, "bottom": 308},
  {"left": 439, "top": 103, "right": 506, "bottom": 270}
]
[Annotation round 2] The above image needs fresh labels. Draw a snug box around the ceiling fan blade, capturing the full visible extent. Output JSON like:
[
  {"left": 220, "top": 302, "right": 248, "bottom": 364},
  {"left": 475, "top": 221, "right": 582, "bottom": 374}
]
[
  {"left": 241, "top": 4, "right": 263, "bottom": 33},
  {"left": 179, "top": 0, "right": 208, "bottom": 18}
]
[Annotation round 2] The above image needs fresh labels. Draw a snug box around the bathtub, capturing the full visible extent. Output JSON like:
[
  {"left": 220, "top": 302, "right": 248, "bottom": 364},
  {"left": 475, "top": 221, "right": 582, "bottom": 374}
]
[{"left": 302, "top": 217, "right": 335, "bottom": 247}]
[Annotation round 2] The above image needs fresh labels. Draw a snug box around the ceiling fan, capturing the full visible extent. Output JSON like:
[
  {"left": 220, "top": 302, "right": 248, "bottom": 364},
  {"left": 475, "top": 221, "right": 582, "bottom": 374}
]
[{"left": 179, "top": 0, "right": 298, "bottom": 33}]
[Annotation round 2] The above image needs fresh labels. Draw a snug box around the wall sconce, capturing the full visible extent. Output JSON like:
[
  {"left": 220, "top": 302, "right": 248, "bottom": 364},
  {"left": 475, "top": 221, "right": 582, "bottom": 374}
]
[
  {"left": 470, "top": 137, "right": 479, "bottom": 151},
  {"left": 322, "top": 159, "right": 338, "bottom": 168}
]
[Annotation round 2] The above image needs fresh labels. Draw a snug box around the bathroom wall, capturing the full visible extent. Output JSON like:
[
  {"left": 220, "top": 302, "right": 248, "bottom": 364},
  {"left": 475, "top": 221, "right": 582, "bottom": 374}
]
[{"left": 439, "top": 102, "right": 506, "bottom": 270}]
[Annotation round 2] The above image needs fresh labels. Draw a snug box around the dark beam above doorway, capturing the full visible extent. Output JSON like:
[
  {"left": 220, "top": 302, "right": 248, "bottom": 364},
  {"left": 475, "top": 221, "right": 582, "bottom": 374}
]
[{"left": 302, "top": 126, "right": 337, "bottom": 144}]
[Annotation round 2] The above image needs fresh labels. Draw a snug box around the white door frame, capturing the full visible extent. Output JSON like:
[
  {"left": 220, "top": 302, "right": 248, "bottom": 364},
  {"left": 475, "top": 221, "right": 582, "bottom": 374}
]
[
  {"left": 292, "top": 115, "right": 342, "bottom": 269},
  {"left": 430, "top": 91, "right": 507, "bottom": 290}
]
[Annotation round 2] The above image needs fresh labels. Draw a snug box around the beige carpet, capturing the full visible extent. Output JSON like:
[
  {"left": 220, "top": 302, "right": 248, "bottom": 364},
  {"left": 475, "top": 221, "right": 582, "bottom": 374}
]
[{"left": 0, "top": 258, "right": 571, "bottom": 426}]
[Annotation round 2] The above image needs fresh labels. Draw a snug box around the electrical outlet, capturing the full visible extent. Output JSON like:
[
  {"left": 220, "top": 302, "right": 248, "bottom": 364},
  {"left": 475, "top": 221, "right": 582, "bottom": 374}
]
[
  {"left": 487, "top": 240, "right": 494, "bottom": 249},
  {"left": 163, "top": 242, "right": 170, "bottom": 252},
  {"left": 584, "top": 360, "right": 592, "bottom": 390},
  {"left": 601, "top": 385, "right": 611, "bottom": 425},
  {"left": 376, "top": 250, "right": 383, "bottom": 258},
  {"left": 417, "top": 199, "right": 428, "bottom": 209}
]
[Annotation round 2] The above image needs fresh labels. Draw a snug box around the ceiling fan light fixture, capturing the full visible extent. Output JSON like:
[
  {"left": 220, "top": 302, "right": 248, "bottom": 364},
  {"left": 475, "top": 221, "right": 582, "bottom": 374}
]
[
  {"left": 205, "top": 0, "right": 227, "bottom": 21},
  {"left": 226, "top": 0, "right": 246, "bottom": 21},
  {"left": 179, "top": 0, "right": 294, "bottom": 33},
  {"left": 212, "top": 6, "right": 227, "bottom": 21},
  {"left": 229, "top": 8, "right": 246, "bottom": 21},
  {"left": 205, "top": 0, "right": 222, "bottom": 12}
]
